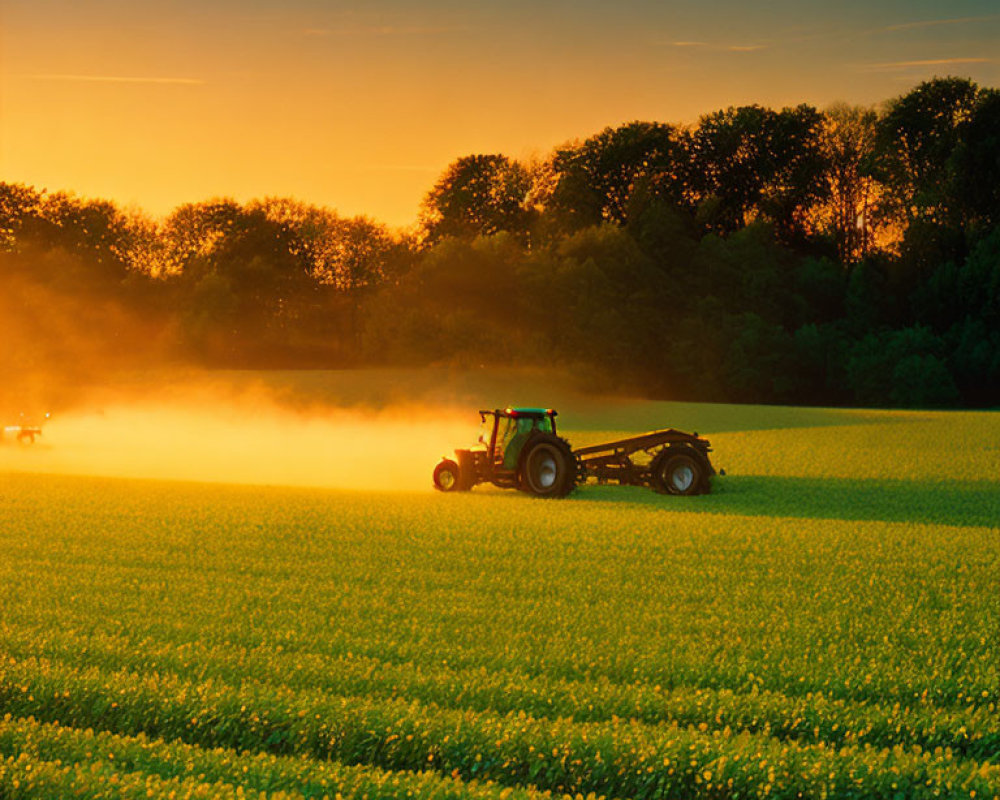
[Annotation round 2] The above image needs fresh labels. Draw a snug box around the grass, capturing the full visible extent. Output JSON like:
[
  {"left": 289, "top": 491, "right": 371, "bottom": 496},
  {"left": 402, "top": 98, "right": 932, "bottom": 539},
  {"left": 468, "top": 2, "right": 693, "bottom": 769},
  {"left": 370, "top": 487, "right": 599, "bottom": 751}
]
[{"left": 0, "top": 393, "right": 997, "bottom": 799}]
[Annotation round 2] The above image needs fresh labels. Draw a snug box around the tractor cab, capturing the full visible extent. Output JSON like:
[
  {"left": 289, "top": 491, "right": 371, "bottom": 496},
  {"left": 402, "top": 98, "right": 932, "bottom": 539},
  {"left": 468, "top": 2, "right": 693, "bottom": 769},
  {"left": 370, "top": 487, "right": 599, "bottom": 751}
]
[{"left": 482, "top": 408, "right": 557, "bottom": 469}]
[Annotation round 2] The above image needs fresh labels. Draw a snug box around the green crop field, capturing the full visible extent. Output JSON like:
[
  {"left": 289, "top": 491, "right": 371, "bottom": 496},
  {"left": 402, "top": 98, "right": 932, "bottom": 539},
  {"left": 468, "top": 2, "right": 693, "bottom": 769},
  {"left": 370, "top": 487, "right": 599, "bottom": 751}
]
[{"left": 0, "top": 397, "right": 998, "bottom": 799}]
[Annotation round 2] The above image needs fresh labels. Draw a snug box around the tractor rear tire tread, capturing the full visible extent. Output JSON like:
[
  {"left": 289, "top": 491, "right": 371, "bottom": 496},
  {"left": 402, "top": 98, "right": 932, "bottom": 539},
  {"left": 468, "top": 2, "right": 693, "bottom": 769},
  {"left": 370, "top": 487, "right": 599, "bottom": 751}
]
[
  {"left": 517, "top": 434, "right": 577, "bottom": 498},
  {"left": 650, "top": 448, "right": 708, "bottom": 496}
]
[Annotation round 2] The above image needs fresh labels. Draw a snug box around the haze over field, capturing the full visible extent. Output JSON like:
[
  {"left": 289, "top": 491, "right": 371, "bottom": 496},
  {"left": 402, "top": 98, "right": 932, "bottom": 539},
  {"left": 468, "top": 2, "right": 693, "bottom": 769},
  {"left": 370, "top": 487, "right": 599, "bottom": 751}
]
[{"left": 0, "top": 400, "right": 474, "bottom": 491}]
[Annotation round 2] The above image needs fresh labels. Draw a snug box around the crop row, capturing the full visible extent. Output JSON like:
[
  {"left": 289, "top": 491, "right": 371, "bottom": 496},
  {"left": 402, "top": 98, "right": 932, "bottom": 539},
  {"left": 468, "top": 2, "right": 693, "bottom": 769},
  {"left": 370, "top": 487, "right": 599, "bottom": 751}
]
[
  {"left": 0, "top": 715, "right": 538, "bottom": 800},
  {"left": 1, "top": 623, "right": 997, "bottom": 762},
  {"left": 0, "top": 752, "right": 269, "bottom": 800},
  {"left": 0, "top": 657, "right": 997, "bottom": 800},
  {"left": 3, "top": 475, "right": 996, "bottom": 737},
  {"left": 3, "top": 557, "right": 995, "bottom": 719}
]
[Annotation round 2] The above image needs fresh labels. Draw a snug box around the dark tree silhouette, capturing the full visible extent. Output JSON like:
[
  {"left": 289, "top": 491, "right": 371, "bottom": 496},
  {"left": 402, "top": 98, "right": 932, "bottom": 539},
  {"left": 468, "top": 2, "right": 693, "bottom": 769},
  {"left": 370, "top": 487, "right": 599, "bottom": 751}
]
[
  {"left": 421, "top": 155, "right": 532, "bottom": 242},
  {"left": 546, "top": 121, "right": 691, "bottom": 230},
  {"left": 0, "top": 183, "right": 43, "bottom": 250},
  {"left": 875, "top": 77, "right": 980, "bottom": 227},
  {"left": 691, "top": 104, "right": 827, "bottom": 239},
  {"left": 952, "top": 89, "right": 1000, "bottom": 230},
  {"left": 3, "top": 76, "right": 999, "bottom": 407},
  {"left": 817, "top": 105, "right": 881, "bottom": 264}
]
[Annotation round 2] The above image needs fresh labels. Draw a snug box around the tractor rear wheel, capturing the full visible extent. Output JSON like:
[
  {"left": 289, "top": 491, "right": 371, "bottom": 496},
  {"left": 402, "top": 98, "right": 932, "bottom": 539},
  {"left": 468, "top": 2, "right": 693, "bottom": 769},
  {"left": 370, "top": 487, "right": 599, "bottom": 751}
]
[
  {"left": 651, "top": 449, "right": 705, "bottom": 495},
  {"left": 518, "top": 434, "right": 576, "bottom": 498},
  {"left": 433, "top": 459, "right": 461, "bottom": 492}
]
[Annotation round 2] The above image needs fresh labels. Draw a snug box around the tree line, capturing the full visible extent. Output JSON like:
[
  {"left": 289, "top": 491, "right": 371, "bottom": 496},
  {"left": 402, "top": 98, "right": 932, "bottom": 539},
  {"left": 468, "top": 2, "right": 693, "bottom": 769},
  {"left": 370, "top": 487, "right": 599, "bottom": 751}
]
[{"left": 2, "top": 76, "right": 998, "bottom": 407}]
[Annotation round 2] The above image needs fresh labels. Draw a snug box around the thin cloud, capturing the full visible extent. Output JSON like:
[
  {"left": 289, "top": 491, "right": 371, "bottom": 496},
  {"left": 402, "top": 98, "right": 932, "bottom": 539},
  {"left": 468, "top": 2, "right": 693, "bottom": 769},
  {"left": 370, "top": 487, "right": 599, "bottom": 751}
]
[
  {"left": 885, "top": 15, "right": 1000, "bottom": 32},
  {"left": 669, "top": 41, "right": 766, "bottom": 52},
  {"left": 862, "top": 57, "right": 994, "bottom": 70},
  {"left": 302, "top": 25, "right": 468, "bottom": 37},
  {"left": 28, "top": 74, "right": 204, "bottom": 85}
]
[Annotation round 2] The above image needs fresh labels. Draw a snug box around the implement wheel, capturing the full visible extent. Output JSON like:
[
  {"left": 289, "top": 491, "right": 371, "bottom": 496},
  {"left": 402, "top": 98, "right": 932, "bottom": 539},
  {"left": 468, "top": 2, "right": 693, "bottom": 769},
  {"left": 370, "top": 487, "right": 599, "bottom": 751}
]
[
  {"left": 433, "top": 459, "right": 461, "bottom": 492},
  {"left": 518, "top": 434, "right": 576, "bottom": 498},
  {"left": 651, "top": 449, "right": 705, "bottom": 496}
]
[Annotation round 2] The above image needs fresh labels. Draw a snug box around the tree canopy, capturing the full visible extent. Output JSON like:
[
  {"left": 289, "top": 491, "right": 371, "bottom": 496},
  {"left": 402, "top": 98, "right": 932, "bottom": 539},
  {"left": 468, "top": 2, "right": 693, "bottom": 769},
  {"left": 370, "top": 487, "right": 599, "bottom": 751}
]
[{"left": 3, "top": 76, "right": 998, "bottom": 408}]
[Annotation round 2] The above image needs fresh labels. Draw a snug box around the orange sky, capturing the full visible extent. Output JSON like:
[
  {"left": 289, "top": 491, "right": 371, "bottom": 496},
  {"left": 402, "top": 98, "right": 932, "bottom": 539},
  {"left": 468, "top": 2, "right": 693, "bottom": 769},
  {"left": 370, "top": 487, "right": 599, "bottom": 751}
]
[{"left": 1, "top": 0, "right": 998, "bottom": 228}]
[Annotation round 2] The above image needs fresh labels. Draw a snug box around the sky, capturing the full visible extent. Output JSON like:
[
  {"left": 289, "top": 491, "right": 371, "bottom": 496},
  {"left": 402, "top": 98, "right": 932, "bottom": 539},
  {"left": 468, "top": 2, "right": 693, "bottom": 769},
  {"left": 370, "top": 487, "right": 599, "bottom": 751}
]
[{"left": 1, "top": 0, "right": 998, "bottom": 228}]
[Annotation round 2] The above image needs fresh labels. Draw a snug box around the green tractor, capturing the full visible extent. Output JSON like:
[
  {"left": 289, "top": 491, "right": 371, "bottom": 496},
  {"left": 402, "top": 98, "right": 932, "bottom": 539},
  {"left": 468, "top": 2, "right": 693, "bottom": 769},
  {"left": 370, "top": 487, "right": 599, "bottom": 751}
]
[
  {"left": 434, "top": 408, "right": 576, "bottom": 498},
  {"left": 433, "top": 407, "right": 717, "bottom": 498}
]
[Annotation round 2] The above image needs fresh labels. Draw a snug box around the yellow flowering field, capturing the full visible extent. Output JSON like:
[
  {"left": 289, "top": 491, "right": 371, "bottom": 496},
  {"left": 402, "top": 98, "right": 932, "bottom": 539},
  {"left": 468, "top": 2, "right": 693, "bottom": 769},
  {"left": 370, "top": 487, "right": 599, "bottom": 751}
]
[{"left": 0, "top": 401, "right": 997, "bottom": 799}]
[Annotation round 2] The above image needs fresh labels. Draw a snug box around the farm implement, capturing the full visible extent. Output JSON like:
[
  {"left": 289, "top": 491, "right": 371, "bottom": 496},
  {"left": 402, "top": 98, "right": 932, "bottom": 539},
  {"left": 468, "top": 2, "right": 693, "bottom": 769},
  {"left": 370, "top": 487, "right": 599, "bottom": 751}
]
[
  {"left": 1, "top": 413, "right": 49, "bottom": 445},
  {"left": 433, "top": 407, "right": 717, "bottom": 498}
]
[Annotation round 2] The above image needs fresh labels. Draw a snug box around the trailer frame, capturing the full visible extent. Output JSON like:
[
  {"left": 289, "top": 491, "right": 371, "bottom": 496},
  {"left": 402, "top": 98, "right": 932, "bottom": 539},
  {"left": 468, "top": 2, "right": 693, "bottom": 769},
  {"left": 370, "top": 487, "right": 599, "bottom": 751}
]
[{"left": 574, "top": 428, "right": 716, "bottom": 493}]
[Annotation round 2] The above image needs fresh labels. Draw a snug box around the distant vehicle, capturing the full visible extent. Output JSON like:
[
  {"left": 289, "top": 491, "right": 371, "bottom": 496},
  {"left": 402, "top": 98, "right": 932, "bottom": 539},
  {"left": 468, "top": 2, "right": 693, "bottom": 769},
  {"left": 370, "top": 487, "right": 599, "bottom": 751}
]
[
  {"left": 433, "top": 407, "right": 717, "bottom": 498},
  {"left": 1, "top": 412, "right": 50, "bottom": 445}
]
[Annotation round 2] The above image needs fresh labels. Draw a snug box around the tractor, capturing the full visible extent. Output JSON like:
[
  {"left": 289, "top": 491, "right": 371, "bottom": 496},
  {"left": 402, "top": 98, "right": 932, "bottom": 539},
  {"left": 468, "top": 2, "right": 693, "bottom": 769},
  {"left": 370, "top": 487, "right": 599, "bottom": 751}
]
[{"left": 433, "top": 407, "right": 717, "bottom": 498}]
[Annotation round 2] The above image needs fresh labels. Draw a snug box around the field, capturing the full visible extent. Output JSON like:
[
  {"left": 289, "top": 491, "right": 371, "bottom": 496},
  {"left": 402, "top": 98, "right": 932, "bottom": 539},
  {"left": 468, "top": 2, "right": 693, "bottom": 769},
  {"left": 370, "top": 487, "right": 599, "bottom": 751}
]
[{"left": 0, "top": 382, "right": 998, "bottom": 799}]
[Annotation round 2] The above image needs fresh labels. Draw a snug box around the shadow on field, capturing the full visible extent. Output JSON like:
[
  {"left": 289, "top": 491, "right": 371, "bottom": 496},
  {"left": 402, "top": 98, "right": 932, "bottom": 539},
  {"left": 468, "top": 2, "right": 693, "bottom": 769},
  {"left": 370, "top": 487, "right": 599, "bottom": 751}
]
[{"left": 574, "top": 475, "right": 1000, "bottom": 528}]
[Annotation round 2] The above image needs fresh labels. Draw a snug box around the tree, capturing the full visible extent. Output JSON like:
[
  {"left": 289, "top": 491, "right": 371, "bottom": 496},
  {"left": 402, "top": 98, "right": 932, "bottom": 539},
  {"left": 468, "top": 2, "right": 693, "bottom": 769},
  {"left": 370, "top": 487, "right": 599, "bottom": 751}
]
[
  {"left": 363, "top": 233, "right": 528, "bottom": 363},
  {"left": 421, "top": 155, "right": 532, "bottom": 242},
  {"left": 163, "top": 199, "right": 246, "bottom": 271},
  {"left": 947, "top": 316, "right": 1000, "bottom": 405},
  {"left": 690, "top": 104, "right": 827, "bottom": 240},
  {"left": 875, "top": 77, "right": 979, "bottom": 227},
  {"left": 762, "top": 104, "right": 829, "bottom": 241},
  {"left": 0, "top": 183, "right": 43, "bottom": 250},
  {"left": 952, "top": 89, "right": 1000, "bottom": 230},
  {"left": 546, "top": 121, "right": 691, "bottom": 230},
  {"left": 532, "top": 224, "right": 674, "bottom": 373},
  {"left": 816, "top": 104, "right": 882, "bottom": 263},
  {"left": 720, "top": 312, "right": 797, "bottom": 403},
  {"left": 689, "top": 222, "right": 802, "bottom": 325},
  {"left": 111, "top": 210, "right": 179, "bottom": 279},
  {"left": 794, "top": 256, "right": 847, "bottom": 323},
  {"left": 845, "top": 326, "right": 958, "bottom": 407},
  {"left": 164, "top": 199, "right": 313, "bottom": 358},
  {"left": 251, "top": 198, "right": 408, "bottom": 291}
]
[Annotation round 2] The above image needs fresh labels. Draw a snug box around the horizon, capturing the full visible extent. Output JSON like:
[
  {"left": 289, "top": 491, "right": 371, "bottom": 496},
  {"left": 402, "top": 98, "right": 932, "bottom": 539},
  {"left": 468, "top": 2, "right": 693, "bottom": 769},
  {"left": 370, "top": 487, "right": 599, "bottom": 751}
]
[{"left": 2, "top": 0, "right": 998, "bottom": 228}]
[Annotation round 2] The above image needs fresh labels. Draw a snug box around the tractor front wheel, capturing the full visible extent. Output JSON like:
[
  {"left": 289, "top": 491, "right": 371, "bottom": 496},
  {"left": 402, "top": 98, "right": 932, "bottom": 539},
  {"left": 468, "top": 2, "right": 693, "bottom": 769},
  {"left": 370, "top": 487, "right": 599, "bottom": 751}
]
[
  {"left": 518, "top": 435, "right": 576, "bottom": 498},
  {"left": 433, "top": 459, "right": 461, "bottom": 492},
  {"left": 651, "top": 450, "right": 705, "bottom": 495}
]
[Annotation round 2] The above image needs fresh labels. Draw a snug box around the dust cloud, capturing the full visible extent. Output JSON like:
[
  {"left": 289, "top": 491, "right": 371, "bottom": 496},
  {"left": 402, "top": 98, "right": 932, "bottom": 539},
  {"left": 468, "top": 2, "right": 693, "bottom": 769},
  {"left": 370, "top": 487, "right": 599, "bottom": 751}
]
[
  {"left": 0, "top": 249, "right": 615, "bottom": 491},
  {"left": 0, "top": 396, "right": 477, "bottom": 492},
  {"left": 0, "top": 250, "right": 476, "bottom": 491}
]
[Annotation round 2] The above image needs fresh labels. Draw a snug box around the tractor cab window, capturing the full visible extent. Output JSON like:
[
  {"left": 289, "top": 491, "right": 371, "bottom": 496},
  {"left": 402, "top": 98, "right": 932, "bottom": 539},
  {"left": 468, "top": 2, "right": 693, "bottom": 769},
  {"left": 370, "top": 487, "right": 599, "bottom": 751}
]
[
  {"left": 477, "top": 416, "right": 493, "bottom": 447},
  {"left": 498, "top": 416, "right": 537, "bottom": 459},
  {"left": 537, "top": 415, "right": 553, "bottom": 433},
  {"left": 498, "top": 417, "right": 518, "bottom": 451}
]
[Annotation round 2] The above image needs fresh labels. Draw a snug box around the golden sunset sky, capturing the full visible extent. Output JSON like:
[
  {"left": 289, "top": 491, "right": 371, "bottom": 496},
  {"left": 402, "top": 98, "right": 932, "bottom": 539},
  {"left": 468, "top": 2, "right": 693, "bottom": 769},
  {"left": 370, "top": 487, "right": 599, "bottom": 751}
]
[{"left": 2, "top": 0, "right": 998, "bottom": 228}]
